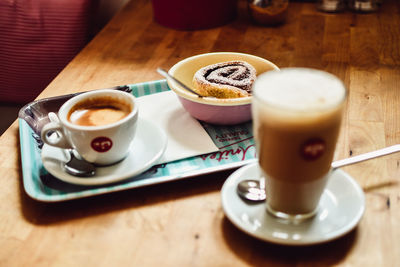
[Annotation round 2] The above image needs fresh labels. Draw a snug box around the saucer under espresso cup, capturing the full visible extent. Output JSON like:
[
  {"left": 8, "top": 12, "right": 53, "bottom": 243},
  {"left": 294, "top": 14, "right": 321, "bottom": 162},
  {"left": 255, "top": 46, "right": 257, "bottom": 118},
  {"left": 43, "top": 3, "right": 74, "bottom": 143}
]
[
  {"left": 41, "top": 118, "right": 167, "bottom": 186},
  {"left": 41, "top": 89, "right": 138, "bottom": 165},
  {"left": 221, "top": 163, "right": 365, "bottom": 246}
]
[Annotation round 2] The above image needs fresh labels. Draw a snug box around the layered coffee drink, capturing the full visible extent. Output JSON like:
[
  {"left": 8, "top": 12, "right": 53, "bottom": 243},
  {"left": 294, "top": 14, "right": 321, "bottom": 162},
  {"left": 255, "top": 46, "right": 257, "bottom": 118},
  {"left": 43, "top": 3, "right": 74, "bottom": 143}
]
[
  {"left": 252, "top": 68, "right": 346, "bottom": 219},
  {"left": 68, "top": 96, "right": 132, "bottom": 127}
]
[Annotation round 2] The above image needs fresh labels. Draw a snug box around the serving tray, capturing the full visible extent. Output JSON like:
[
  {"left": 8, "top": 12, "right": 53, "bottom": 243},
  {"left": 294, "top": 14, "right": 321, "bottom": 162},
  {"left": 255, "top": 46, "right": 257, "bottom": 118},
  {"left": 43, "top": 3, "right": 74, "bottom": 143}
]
[{"left": 19, "top": 80, "right": 257, "bottom": 202}]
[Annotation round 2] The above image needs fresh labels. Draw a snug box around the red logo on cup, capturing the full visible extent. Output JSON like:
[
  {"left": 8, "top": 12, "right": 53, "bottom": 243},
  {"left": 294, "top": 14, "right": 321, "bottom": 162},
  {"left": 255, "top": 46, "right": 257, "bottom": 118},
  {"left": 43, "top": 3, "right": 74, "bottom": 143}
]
[
  {"left": 301, "top": 138, "right": 326, "bottom": 160},
  {"left": 91, "top": 137, "right": 113, "bottom": 152}
]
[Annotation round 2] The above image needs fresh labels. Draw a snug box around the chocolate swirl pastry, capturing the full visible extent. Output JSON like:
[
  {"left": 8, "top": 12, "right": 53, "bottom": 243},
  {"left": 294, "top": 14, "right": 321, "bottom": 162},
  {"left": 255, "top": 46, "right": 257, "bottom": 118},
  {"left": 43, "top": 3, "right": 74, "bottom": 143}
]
[{"left": 193, "top": 61, "right": 257, "bottom": 98}]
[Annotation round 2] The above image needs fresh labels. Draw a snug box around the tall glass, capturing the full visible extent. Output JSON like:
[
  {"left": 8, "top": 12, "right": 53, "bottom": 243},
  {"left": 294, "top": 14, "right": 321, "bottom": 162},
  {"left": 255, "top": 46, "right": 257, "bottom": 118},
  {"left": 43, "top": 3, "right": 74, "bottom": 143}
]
[{"left": 252, "top": 68, "right": 347, "bottom": 221}]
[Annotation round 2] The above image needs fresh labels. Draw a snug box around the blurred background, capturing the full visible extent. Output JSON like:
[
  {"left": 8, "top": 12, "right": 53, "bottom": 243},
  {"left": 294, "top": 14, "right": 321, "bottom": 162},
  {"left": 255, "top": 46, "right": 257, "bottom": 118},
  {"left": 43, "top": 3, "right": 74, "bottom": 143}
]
[
  {"left": 0, "top": 0, "right": 129, "bottom": 135},
  {"left": 0, "top": 0, "right": 382, "bottom": 135}
]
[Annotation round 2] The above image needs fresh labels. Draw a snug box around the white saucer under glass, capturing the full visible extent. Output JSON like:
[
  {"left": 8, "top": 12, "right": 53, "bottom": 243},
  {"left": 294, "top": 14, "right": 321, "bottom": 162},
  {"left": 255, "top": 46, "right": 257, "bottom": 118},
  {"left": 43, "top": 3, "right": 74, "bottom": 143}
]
[
  {"left": 221, "top": 162, "right": 365, "bottom": 246},
  {"left": 41, "top": 118, "right": 167, "bottom": 186}
]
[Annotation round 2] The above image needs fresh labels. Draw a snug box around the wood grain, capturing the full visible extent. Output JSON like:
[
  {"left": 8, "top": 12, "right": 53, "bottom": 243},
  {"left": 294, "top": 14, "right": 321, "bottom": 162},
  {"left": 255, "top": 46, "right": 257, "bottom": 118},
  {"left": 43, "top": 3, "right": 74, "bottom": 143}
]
[{"left": 1, "top": 0, "right": 399, "bottom": 266}]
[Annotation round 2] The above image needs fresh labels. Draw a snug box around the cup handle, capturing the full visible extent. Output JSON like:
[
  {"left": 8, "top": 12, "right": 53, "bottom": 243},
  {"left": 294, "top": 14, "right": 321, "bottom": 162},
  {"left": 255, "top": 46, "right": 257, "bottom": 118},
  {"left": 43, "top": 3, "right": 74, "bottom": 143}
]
[{"left": 41, "top": 122, "right": 72, "bottom": 149}]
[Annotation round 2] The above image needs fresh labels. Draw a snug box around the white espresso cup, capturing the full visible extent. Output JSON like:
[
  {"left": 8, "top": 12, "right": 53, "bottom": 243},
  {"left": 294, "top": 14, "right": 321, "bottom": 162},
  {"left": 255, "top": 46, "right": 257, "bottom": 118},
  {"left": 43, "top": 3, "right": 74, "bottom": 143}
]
[
  {"left": 252, "top": 68, "right": 347, "bottom": 221},
  {"left": 41, "top": 89, "right": 138, "bottom": 165}
]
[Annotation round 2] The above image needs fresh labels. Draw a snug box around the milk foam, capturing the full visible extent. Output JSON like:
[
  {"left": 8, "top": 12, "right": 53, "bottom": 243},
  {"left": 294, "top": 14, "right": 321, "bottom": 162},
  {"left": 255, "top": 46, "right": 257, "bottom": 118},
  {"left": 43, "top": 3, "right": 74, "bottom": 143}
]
[{"left": 254, "top": 68, "right": 346, "bottom": 111}]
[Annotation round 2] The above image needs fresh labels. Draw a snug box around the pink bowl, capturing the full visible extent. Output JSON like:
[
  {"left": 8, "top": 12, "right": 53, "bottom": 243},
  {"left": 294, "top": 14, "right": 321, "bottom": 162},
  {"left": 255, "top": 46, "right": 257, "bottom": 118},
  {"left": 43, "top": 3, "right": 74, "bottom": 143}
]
[
  {"left": 167, "top": 52, "right": 279, "bottom": 125},
  {"left": 178, "top": 96, "right": 251, "bottom": 125}
]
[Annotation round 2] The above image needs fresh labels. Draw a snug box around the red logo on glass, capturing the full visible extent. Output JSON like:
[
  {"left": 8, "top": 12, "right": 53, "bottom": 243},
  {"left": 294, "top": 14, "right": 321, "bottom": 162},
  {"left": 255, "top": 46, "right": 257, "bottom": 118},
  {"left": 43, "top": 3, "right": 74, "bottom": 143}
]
[
  {"left": 301, "top": 138, "right": 326, "bottom": 160},
  {"left": 91, "top": 137, "right": 113, "bottom": 152}
]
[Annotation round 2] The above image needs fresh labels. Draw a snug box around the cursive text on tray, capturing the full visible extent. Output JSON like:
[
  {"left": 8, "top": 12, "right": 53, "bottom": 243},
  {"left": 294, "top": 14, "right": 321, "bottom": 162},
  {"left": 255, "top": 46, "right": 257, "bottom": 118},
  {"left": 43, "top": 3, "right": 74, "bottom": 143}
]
[{"left": 201, "top": 144, "right": 256, "bottom": 162}]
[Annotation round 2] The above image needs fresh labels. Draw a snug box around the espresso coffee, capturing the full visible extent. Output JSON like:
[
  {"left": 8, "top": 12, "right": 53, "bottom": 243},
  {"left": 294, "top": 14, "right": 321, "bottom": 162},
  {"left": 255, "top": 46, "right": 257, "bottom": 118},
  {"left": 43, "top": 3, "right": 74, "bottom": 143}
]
[
  {"left": 41, "top": 89, "right": 138, "bottom": 165},
  {"left": 252, "top": 68, "right": 346, "bottom": 217},
  {"left": 68, "top": 96, "right": 132, "bottom": 127}
]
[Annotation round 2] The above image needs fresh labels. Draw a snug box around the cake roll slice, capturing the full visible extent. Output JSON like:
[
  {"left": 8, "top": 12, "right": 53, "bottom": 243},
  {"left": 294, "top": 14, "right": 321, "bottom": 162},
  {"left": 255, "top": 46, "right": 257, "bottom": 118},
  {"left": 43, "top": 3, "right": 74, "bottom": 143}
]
[{"left": 193, "top": 60, "right": 257, "bottom": 98}]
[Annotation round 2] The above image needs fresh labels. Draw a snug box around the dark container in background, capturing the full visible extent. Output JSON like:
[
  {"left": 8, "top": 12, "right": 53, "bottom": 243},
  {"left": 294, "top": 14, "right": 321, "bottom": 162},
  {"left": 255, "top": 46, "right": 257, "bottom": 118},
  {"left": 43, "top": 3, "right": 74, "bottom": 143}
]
[{"left": 151, "top": 0, "right": 238, "bottom": 30}]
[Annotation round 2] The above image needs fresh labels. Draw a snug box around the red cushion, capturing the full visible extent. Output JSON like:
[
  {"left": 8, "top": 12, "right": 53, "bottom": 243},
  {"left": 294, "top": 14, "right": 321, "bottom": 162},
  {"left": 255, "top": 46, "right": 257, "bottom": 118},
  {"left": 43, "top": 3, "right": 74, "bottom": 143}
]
[{"left": 0, "top": 0, "right": 95, "bottom": 103}]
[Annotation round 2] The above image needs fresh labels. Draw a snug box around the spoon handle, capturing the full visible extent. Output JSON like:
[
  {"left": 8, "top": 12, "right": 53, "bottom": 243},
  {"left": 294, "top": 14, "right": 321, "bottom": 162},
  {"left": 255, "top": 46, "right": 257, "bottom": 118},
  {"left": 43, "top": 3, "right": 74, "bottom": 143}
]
[
  {"left": 331, "top": 144, "right": 400, "bottom": 169},
  {"left": 157, "top": 68, "right": 203, "bottom": 97}
]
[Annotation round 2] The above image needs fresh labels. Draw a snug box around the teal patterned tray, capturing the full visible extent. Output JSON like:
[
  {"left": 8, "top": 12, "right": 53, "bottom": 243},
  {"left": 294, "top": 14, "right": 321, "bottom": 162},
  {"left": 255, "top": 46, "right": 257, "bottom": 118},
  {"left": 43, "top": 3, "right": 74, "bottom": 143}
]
[{"left": 19, "top": 80, "right": 257, "bottom": 202}]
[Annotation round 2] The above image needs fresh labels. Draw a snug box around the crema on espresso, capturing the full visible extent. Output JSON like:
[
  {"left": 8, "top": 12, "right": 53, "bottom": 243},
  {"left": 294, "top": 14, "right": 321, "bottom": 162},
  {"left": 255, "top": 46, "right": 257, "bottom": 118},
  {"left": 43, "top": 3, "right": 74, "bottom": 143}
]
[{"left": 68, "top": 96, "right": 132, "bottom": 127}]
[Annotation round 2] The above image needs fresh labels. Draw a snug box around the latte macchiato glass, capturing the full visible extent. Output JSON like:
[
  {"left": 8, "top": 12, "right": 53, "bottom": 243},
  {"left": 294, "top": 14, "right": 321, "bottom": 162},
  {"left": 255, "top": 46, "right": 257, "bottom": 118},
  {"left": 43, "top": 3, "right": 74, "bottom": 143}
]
[{"left": 252, "top": 68, "right": 347, "bottom": 221}]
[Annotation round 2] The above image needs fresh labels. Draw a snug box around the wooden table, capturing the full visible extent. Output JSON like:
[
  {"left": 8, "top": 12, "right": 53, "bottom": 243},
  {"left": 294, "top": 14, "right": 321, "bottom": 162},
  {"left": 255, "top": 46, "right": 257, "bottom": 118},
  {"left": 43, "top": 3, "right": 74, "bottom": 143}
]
[{"left": 1, "top": 0, "right": 399, "bottom": 265}]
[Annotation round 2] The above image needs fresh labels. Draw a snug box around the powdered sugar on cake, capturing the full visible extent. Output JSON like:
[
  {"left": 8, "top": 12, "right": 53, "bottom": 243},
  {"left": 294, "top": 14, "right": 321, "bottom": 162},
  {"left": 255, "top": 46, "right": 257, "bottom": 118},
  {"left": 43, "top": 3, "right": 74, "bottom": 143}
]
[{"left": 193, "top": 61, "right": 257, "bottom": 98}]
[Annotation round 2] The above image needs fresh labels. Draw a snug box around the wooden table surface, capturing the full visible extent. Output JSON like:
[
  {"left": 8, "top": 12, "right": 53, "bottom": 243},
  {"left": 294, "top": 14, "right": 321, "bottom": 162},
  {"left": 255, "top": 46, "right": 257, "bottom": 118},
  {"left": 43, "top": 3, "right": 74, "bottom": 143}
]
[{"left": 1, "top": 0, "right": 399, "bottom": 265}]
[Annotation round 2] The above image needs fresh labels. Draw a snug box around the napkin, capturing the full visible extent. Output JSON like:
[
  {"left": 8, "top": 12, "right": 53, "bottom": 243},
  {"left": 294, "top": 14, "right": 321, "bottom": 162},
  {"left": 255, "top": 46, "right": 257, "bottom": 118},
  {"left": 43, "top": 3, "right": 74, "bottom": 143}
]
[{"left": 136, "top": 91, "right": 219, "bottom": 164}]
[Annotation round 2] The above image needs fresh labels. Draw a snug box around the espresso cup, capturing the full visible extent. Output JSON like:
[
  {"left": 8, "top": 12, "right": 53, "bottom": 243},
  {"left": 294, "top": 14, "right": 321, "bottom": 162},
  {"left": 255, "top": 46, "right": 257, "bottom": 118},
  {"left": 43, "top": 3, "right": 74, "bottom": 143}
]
[
  {"left": 41, "top": 89, "right": 138, "bottom": 165},
  {"left": 252, "top": 68, "right": 347, "bottom": 221}
]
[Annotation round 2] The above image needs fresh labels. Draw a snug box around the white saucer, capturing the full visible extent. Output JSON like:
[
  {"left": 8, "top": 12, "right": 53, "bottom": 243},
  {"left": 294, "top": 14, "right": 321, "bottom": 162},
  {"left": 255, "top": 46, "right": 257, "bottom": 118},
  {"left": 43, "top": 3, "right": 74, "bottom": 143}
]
[
  {"left": 41, "top": 118, "right": 167, "bottom": 186},
  {"left": 221, "top": 163, "right": 365, "bottom": 246}
]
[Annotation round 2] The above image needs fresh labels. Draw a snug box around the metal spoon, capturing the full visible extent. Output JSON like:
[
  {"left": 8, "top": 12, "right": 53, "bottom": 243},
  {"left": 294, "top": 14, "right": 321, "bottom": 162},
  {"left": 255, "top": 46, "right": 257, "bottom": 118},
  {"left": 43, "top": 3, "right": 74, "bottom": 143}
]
[
  {"left": 237, "top": 144, "right": 400, "bottom": 202},
  {"left": 48, "top": 112, "right": 96, "bottom": 177},
  {"left": 156, "top": 68, "right": 204, "bottom": 97},
  {"left": 237, "top": 178, "right": 266, "bottom": 202},
  {"left": 63, "top": 149, "right": 96, "bottom": 177}
]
